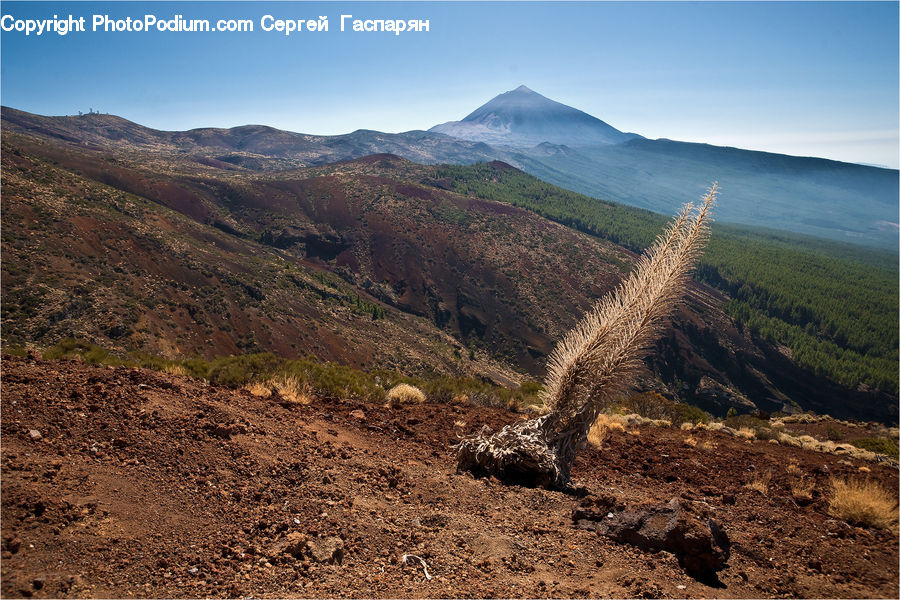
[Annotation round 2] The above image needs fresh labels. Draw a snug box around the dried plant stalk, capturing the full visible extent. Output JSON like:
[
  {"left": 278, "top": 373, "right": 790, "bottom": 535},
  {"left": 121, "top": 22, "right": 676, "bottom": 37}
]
[{"left": 457, "top": 184, "right": 717, "bottom": 489}]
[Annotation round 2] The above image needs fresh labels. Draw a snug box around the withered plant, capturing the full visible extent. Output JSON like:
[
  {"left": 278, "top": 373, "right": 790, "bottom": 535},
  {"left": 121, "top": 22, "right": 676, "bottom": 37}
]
[{"left": 456, "top": 184, "right": 717, "bottom": 489}]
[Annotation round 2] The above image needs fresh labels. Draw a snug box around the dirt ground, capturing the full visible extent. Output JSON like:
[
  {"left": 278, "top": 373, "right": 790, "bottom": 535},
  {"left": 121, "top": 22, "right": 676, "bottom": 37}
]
[{"left": 2, "top": 354, "right": 897, "bottom": 598}]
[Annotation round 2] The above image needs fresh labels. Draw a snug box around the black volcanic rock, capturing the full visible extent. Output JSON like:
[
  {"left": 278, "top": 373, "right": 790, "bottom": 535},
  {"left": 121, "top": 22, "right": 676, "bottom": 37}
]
[{"left": 429, "top": 85, "right": 641, "bottom": 147}]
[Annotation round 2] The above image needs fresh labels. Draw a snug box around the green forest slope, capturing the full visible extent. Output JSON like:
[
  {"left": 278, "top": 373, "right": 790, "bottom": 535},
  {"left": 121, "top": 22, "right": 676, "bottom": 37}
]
[{"left": 431, "top": 162, "right": 899, "bottom": 395}]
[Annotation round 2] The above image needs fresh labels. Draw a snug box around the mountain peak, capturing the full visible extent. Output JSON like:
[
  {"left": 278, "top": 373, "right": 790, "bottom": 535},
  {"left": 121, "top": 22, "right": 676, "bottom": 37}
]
[{"left": 429, "top": 87, "right": 641, "bottom": 148}]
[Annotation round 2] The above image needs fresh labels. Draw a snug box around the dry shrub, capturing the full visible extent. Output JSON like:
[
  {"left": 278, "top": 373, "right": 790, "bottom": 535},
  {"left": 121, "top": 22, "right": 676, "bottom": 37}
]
[
  {"left": 791, "top": 476, "right": 816, "bottom": 504},
  {"left": 698, "top": 439, "right": 716, "bottom": 451},
  {"left": 680, "top": 422, "right": 694, "bottom": 431},
  {"left": 832, "top": 443, "right": 856, "bottom": 455},
  {"left": 270, "top": 374, "right": 314, "bottom": 405},
  {"left": 778, "top": 432, "right": 803, "bottom": 448},
  {"left": 848, "top": 447, "right": 878, "bottom": 462},
  {"left": 736, "top": 426, "right": 756, "bottom": 440},
  {"left": 797, "top": 435, "right": 819, "bottom": 451},
  {"left": 745, "top": 470, "right": 772, "bottom": 494},
  {"left": 455, "top": 188, "right": 716, "bottom": 489},
  {"left": 683, "top": 436, "right": 698, "bottom": 448},
  {"left": 163, "top": 364, "right": 189, "bottom": 377},
  {"left": 387, "top": 383, "right": 425, "bottom": 407},
  {"left": 786, "top": 462, "right": 802, "bottom": 477},
  {"left": 244, "top": 380, "right": 272, "bottom": 398},
  {"left": 451, "top": 393, "right": 468, "bottom": 406},
  {"left": 587, "top": 414, "right": 625, "bottom": 449},
  {"left": 828, "top": 477, "right": 898, "bottom": 531}
]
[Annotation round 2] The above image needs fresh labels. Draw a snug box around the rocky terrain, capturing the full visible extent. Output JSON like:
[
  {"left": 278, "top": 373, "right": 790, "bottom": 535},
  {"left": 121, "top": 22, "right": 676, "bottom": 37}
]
[{"left": 2, "top": 354, "right": 897, "bottom": 598}]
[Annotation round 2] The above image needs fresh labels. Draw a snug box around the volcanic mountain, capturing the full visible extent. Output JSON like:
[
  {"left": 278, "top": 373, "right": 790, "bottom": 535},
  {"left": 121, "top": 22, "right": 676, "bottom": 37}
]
[{"left": 429, "top": 85, "right": 641, "bottom": 147}]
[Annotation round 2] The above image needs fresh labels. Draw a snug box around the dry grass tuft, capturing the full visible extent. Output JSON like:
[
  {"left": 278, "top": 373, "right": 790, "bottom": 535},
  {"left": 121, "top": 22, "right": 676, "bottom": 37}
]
[
  {"left": 680, "top": 422, "right": 694, "bottom": 431},
  {"left": 451, "top": 393, "right": 469, "bottom": 406},
  {"left": 828, "top": 477, "right": 898, "bottom": 531},
  {"left": 736, "top": 426, "right": 756, "bottom": 440},
  {"left": 386, "top": 383, "right": 426, "bottom": 407},
  {"left": 683, "top": 435, "right": 698, "bottom": 448},
  {"left": 786, "top": 462, "right": 803, "bottom": 477},
  {"left": 587, "top": 414, "right": 625, "bottom": 449},
  {"left": 698, "top": 439, "right": 717, "bottom": 451},
  {"left": 791, "top": 476, "right": 816, "bottom": 504},
  {"left": 270, "top": 375, "right": 314, "bottom": 405},
  {"left": 244, "top": 380, "right": 272, "bottom": 397},
  {"left": 162, "top": 364, "right": 189, "bottom": 377},
  {"left": 745, "top": 470, "right": 772, "bottom": 494}
]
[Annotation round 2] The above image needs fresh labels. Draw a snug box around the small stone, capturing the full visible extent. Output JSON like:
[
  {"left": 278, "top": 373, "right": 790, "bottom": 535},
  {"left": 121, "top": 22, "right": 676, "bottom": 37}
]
[
  {"left": 350, "top": 409, "right": 366, "bottom": 420},
  {"left": 32, "top": 578, "right": 45, "bottom": 590},
  {"left": 28, "top": 430, "right": 42, "bottom": 441},
  {"left": 306, "top": 536, "right": 344, "bottom": 564},
  {"left": 188, "top": 567, "right": 199, "bottom": 575},
  {"left": 274, "top": 532, "right": 306, "bottom": 559},
  {"left": 6, "top": 537, "right": 22, "bottom": 554}
]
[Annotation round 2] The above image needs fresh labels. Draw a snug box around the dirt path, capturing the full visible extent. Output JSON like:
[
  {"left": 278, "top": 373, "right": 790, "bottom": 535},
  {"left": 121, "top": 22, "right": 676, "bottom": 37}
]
[{"left": 2, "top": 355, "right": 897, "bottom": 598}]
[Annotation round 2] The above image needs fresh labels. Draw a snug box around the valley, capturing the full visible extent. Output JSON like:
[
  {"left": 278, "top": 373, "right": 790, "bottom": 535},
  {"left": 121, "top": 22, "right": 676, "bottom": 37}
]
[{"left": 2, "top": 106, "right": 898, "bottom": 422}]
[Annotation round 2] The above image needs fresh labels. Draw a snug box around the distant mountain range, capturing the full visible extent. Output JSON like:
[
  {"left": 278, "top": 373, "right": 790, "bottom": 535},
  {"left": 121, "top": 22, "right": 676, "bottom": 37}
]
[
  {"left": 435, "top": 86, "right": 899, "bottom": 249},
  {"left": 3, "top": 87, "right": 897, "bottom": 249}
]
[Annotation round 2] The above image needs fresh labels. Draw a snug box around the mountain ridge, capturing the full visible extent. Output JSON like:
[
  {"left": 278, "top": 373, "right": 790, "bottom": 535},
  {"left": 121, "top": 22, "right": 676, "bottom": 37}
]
[{"left": 2, "top": 102, "right": 897, "bottom": 249}]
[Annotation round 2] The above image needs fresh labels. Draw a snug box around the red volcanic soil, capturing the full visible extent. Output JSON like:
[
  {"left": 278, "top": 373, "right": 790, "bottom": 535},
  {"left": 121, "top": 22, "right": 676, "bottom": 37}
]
[{"left": 2, "top": 355, "right": 897, "bottom": 598}]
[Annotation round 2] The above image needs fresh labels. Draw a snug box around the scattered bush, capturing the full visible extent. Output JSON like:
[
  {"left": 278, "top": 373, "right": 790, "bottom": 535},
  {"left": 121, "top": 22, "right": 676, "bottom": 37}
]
[
  {"left": 205, "top": 353, "right": 282, "bottom": 387},
  {"left": 162, "top": 364, "right": 189, "bottom": 377},
  {"left": 850, "top": 437, "right": 900, "bottom": 459},
  {"left": 791, "top": 476, "right": 816, "bottom": 505},
  {"left": 621, "top": 392, "right": 710, "bottom": 425},
  {"left": 43, "top": 338, "right": 123, "bottom": 365},
  {"left": 244, "top": 381, "right": 272, "bottom": 397},
  {"left": 824, "top": 423, "right": 844, "bottom": 441},
  {"left": 828, "top": 477, "right": 898, "bottom": 531},
  {"left": 2, "top": 345, "right": 28, "bottom": 357},
  {"left": 386, "top": 383, "right": 425, "bottom": 407},
  {"left": 623, "top": 392, "right": 671, "bottom": 420},
  {"left": 745, "top": 470, "right": 772, "bottom": 494}
]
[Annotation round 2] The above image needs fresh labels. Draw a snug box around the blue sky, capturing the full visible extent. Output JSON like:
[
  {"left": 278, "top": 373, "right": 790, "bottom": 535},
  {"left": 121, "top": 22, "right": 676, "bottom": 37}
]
[{"left": 2, "top": 1, "right": 898, "bottom": 167}]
